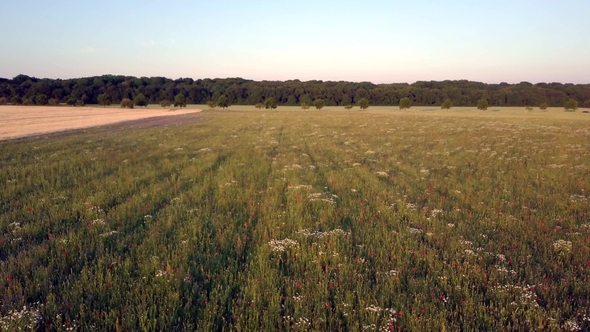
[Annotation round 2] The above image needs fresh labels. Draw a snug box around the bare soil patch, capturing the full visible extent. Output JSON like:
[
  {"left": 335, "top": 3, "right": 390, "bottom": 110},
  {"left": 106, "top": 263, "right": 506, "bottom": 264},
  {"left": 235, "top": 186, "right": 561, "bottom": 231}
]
[{"left": 0, "top": 106, "right": 202, "bottom": 141}]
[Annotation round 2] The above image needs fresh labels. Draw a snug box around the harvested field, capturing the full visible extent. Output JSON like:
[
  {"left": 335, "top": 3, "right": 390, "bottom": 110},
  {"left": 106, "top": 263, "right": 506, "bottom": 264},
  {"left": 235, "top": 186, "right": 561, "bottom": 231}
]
[{"left": 0, "top": 105, "right": 202, "bottom": 140}]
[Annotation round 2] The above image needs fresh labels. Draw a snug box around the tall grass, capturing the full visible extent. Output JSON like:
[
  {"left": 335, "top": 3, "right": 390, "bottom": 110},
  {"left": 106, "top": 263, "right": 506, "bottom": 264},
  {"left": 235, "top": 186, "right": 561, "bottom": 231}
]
[{"left": 1, "top": 110, "right": 589, "bottom": 331}]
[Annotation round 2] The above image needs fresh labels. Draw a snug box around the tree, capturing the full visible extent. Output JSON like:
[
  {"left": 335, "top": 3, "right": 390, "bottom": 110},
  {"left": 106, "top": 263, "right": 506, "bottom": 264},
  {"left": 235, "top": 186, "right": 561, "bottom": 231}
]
[
  {"left": 98, "top": 93, "right": 111, "bottom": 107},
  {"left": 217, "top": 95, "right": 229, "bottom": 109},
  {"left": 314, "top": 99, "right": 325, "bottom": 110},
  {"left": 120, "top": 98, "right": 134, "bottom": 109},
  {"left": 22, "top": 98, "right": 33, "bottom": 106},
  {"left": 0, "top": 97, "right": 7, "bottom": 105},
  {"left": 11, "top": 96, "right": 22, "bottom": 105},
  {"left": 539, "top": 102, "right": 548, "bottom": 110},
  {"left": 399, "top": 97, "right": 412, "bottom": 110},
  {"left": 159, "top": 100, "right": 171, "bottom": 108},
  {"left": 255, "top": 103, "right": 264, "bottom": 109},
  {"left": 344, "top": 105, "right": 353, "bottom": 110},
  {"left": 66, "top": 98, "right": 76, "bottom": 106},
  {"left": 441, "top": 98, "right": 453, "bottom": 110},
  {"left": 583, "top": 100, "right": 590, "bottom": 108},
  {"left": 358, "top": 98, "right": 369, "bottom": 110},
  {"left": 564, "top": 99, "right": 578, "bottom": 112},
  {"left": 207, "top": 100, "right": 217, "bottom": 109},
  {"left": 48, "top": 98, "right": 59, "bottom": 106},
  {"left": 134, "top": 93, "right": 148, "bottom": 107},
  {"left": 174, "top": 94, "right": 186, "bottom": 108},
  {"left": 301, "top": 102, "right": 310, "bottom": 111},
  {"left": 477, "top": 98, "right": 489, "bottom": 110},
  {"left": 35, "top": 94, "right": 48, "bottom": 105},
  {"left": 75, "top": 100, "right": 85, "bottom": 107},
  {"left": 264, "top": 97, "right": 277, "bottom": 110}
]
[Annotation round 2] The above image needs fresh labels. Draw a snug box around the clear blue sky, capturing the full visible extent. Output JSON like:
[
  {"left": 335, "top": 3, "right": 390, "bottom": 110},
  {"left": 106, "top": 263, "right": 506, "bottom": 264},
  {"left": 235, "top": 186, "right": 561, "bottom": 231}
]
[{"left": 1, "top": 0, "right": 588, "bottom": 84}]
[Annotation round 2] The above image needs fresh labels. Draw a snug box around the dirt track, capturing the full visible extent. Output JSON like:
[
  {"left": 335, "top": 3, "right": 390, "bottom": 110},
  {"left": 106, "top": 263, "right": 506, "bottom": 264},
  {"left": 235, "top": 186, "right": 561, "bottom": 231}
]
[{"left": 0, "top": 106, "right": 203, "bottom": 141}]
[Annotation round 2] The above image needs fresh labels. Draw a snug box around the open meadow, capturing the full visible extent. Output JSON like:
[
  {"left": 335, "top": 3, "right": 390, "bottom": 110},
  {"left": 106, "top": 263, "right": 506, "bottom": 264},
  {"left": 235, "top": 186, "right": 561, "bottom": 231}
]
[{"left": 1, "top": 107, "right": 589, "bottom": 331}]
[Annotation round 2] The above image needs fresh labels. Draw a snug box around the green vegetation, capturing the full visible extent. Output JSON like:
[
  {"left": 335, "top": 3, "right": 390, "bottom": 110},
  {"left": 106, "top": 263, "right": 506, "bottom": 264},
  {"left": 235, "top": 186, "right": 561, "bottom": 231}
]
[
  {"left": 477, "top": 98, "right": 489, "bottom": 110},
  {"left": 120, "top": 98, "right": 134, "bottom": 109},
  {"left": 264, "top": 97, "right": 277, "bottom": 110},
  {"left": 255, "top": 103, "right": 264, "bottom": 109},
  {"left": 10, "top": 96, "right": 22, "bottom": 105},
  {"left": 0, "top": 97, "right": 7, "bottom": 105},
  {"left": 540, "top": 102, "right": 548, "bottom": 111},
  {"left": 301, "top": 102, "right": 310, "bottom": 111},
  {"left": 314, "top": 99, "right": 325, "bottom": 110},
  {"left": 134, "top": 93, "right": 148, "bottom": 107},
  {"left": 358, "top": 98, "right": 369, "bottom": 110},
  {"left": 98, "top": 93, "right": 112, "bottom": 107},
  {"left": 1, "top": 74, "right": 588, "bottom": 108},
  {"left": 217, "top": 95, "right": 229, "bottom": 109},
  {"left": 399, "top": 97, "right": 412, "bottom": 110},
  {"left": 48, "top": 98, "right": 59, "bottom": 106},
  {"left": 174, "top": 94, "right": 186, "bottom": 108},
  {"left": 441, "top": 99, "right": 453, "bottom": 110},
  {"left": 160, "top": 99, "right": 171, "bottom": 108},
  {"left": 35, "top": 94, "right": 48, "bottom": 106},
  {"left": 1, "top": 110, "right": 589, "bottom": 331},
  {"left": 344, "top": 105, "right": 353, "bottom": 110},
  {"left": 565, "top": 99, "right": 578, "bottom": 112}
]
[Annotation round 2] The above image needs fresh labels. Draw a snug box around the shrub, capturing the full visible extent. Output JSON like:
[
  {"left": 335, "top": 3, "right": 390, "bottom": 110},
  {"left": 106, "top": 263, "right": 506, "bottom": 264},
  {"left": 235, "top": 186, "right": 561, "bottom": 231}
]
[
  {"left": 525, "top": 106, "right": 533, "bottom": 111},
  {"left": 399, "top": 97, "right": 412, "bottom": 110},
  {"left": 357, "top": 98, "right": 369, "bottom": 110},
  {"left": 22, "top": 98, "right": 33, "bottom": 106},
  {"left": 313, "top": 99, "right": 325, "bottom": 110},
  {"left": 75, "top": 100, "right": 85, "bottom": 107},
  {"left": 564, "top": 99, "right": 578, "bottom": 112},
  {"left": 477, "top": 98, "right": 489, "bottom": 110},
  {"left": 207, "top": 100, "right": 217, "bottom": 109},
  {"left": 160, "top": 100, "right": 171, "bottom": 108},
  {"left": 301, "top": 102, "right": 310, "bottom": 111},
  {"left": 255, "top": 103, "right": 264, "bottom": 109},
  {"left": 120, "top": 98, "right": 134, "bottom": 109},
  {"left": 583, "top": 100, "right": 590, "bottom": 108},
  {"left": 344, "top": 105, "right": 353, "bottom": 110},
  {"left": 441, "top": 99, "right": 453, "bottom": 110},
  {"left": 0, "top": 97, "right": 7, "bottom": 105},
  {"left": 66, "top": 98, "right": 77, "bottom": 106},
  {"left": 539, "top": 102, "right": 548, "bottom": 111},
  {"left": 11, "top": 96, "right": 22, "bottom": 105},
  {"left": 35, "top": 94, "right": 48, "bottom": 105},
  {"left": 48, "top": 98, "right": 59, "bottom": 106}
]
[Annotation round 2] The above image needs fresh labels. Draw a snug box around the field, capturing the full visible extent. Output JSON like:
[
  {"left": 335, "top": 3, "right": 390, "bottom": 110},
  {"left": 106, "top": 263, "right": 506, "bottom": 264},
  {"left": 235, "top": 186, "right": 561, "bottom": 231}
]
[
  {"left": 1, "top": 107, "right": 589, "bottom": 331},
  {"left": 0, "top": 105, "right": 202, "bottom": 141}
]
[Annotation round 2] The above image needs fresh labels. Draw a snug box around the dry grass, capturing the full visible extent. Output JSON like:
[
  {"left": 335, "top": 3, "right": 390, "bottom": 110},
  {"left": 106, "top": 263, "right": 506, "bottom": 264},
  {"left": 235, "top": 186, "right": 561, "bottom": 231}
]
[{"left": 0, "top": 105, "right": 202, "bottom": 140}]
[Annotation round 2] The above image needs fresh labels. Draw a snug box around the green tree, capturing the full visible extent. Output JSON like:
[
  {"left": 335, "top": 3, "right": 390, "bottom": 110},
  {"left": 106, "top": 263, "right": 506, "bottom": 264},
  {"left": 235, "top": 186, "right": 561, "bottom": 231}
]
[
  {"left": 217, "top": 95, "right": 229, "bottom": 109},
  {"left": 134, "top": 93, "right": 148, "bottom": 107},
  {"left": 564, "top": 99, "right": 578, "bottom": 111},
  {"left": 160, "top": 100, "right": 171, "bottom": 108},
  {"left": 174, "top": 94, "right": 186, "bottom": 108},
  {"left": 120, "top": 98, "right": 134, "bottom": 109},
  {"left": 441, "top": 98, "right": 453, "bottom": 110},
  {"left": 207, "top": 100, "right": 217, "bottom": 109},
  {"left": 264, "top": 97, "right": 277, "bottom": 110},
  {"left": 11, "top": 96, "right": 22, "bottom": 105},
  {"left": 539, "top": 102, "right": 548, "bottom": 111},
  {"left": 255, "top": 103, "right": 264, "bottom": 109},
  {"left": 477, "top": 98, "right": 489, "bottom": 110},
  {"left": 98, "top": 93, "right": 112, "bottom": 107},
  {"left": 0, "top": 97, "right": 7, "bottom": 105},
  {"left": 314, "top": 99, "right": 325, "bottom": 110},
  {"left": 301, "top": 102, "right": 310, "bottom": 111},
  {"left": 358, "top": 98, "right": 369, "bottom": 110},
  {"left": 399, "top": 97, "right": 412, "bottom": 110},
  {"left": 35, "top": 94, "right": 48, "bottom": 105}
]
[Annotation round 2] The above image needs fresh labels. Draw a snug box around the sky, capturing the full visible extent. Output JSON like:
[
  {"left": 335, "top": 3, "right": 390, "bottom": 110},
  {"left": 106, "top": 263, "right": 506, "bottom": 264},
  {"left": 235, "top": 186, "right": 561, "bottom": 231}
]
[{"left": 1, "top": 0, "right": 589, "bottom": 84}]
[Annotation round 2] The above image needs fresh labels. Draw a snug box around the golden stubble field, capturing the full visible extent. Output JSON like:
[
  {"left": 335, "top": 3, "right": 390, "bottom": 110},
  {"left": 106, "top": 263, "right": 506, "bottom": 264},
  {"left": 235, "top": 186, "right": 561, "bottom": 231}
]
[{"left": 0, "top": 105, "right": 202, "bottom": 140}]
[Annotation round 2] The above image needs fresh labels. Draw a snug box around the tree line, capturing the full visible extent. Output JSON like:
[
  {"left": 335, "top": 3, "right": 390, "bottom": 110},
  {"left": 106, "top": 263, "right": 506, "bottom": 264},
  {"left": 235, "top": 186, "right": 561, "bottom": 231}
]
[{"left": 1, "top": 74, "right": 589, "bottom": 108}]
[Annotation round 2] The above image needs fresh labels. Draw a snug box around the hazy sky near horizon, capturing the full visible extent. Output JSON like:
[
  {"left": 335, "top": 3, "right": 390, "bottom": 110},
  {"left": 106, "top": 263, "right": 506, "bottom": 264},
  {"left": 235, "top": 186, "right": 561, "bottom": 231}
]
[{"left": 1, "top": 0, "right": 588, "bottom": 84}]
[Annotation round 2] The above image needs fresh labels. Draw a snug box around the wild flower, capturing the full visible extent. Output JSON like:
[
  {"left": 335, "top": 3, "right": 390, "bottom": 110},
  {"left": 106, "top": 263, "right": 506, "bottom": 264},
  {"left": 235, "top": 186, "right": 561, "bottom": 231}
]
[{"left": 268, "top": 238, "right": 298, "bottom": 252}]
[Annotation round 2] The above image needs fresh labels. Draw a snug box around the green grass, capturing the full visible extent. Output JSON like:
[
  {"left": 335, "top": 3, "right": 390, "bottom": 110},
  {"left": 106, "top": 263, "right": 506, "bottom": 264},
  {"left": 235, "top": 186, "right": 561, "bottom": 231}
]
[{"left": 1, "top": 109, "right": 589, "bottom": 331}]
